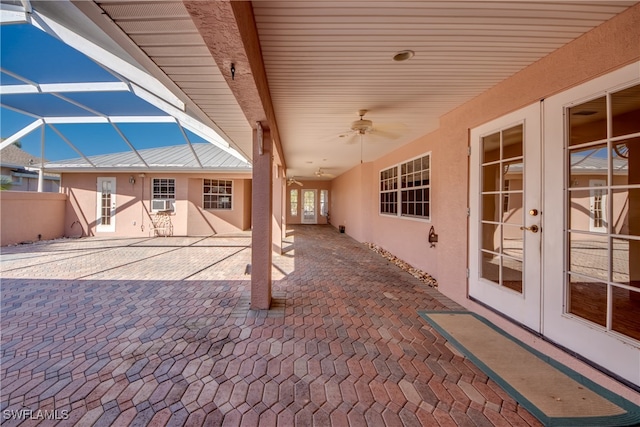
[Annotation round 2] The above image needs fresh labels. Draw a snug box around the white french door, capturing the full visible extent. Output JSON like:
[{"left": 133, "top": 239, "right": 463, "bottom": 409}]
[
  {"left": 470, "top": 63, "right": 640, "bottom": 387},
  {"left": 543, "top": 62, "right": 640, "bottom": 386},
  {"left": 302, "top": 189, "right": 317, "bottom": 224},
  {"left": 96, "top": 177, "right": 116, "bottom": 232},
  {"left": 469, "top": 103, "right": 542, "bottom": 332}
]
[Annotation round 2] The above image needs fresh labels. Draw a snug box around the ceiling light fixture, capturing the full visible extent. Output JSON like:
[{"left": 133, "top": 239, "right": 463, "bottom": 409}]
[{"left": 393, "top": 50, "right": 415, "bottom": 62}]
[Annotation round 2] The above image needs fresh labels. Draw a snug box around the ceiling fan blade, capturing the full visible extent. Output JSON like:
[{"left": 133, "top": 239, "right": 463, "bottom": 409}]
[
  {"left": 371, "top": 123, "right": 407, "bottom": 140},
  {"left": 340, "top": 132, "right": 358, "bottom": 144}
]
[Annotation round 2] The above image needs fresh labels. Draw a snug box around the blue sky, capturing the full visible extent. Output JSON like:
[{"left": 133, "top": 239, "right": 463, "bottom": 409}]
[{"left": 1, "top": 22, "right": 208, "bottom": 161}]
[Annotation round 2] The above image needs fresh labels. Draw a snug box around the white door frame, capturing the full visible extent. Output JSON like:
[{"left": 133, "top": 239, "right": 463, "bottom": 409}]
[
  {"left": 96, "top": 177, "right": 116, "bottom": 232},
  {"left": 543, "top": 62, "right": 639, "bottom": 386},
  {"left": 469, "top": 102, "right": 542, "bottom": 332},
  {"left": 588, "top": 179, "right": 607, "bottom": 232},
  {"left": 302, "top": 189, "right": 317, "bottom": 224}
]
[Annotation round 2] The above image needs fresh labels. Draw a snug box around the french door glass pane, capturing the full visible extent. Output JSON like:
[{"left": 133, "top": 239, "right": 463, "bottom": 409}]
[
  {"left": 569, "top": 144, "right": 608, "bottom": 187},
  {"left": 568, "top": 96, "right": 606, "bottom": 146},
  {"left": 568, "top": 276, "right": 607, "bottom": 327},
  {"left": 611, "top": 85, "right": 640, "bottom": 137},
  {"left": 612, "top": 287, "right": 640, "bottom": 341},
  {"left": 565, "top": 83, "right": 640, "bottom": 341},
  {"left": 480, "top": 123, "right": 525, "bottom": 293},
  {"left": 568, "top": 232, "right": 608, "bottom": 281}
]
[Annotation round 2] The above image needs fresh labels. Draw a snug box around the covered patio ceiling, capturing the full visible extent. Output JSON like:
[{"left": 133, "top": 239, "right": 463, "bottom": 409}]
[{"left": 1, "top": 1, "right": 637, "bottom": 179}]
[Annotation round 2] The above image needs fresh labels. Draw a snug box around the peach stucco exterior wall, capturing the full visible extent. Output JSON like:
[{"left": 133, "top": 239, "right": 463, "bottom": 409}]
[
  {"left": 331, "top": 3, "right": 640, "bottom": 303},
  {"left": 61, "top": 172, "right": 251, "bottom": 238},
  {"left": 0, "top": 191, "right": 66, "bottom": 246}
]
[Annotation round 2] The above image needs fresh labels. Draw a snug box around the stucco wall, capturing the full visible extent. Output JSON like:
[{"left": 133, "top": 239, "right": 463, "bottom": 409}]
[
  {"left": 0, "top": 191, "right": 66, "bottom": 246},
  {"left": 331, "top": 3, "right": 640, "bottom": 302},
  {"left": 61, "top": 172, "right": 252, "bottom": 238}
]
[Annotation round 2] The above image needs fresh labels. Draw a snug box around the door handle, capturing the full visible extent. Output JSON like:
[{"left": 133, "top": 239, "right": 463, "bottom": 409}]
[{"left": 520, "top": 225, "right": 539, "bottom": 233}]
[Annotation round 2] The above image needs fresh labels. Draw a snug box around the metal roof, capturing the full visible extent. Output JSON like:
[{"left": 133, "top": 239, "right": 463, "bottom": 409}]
[{"left": 45, "top": 143, "right": 252, "bottom": 173}]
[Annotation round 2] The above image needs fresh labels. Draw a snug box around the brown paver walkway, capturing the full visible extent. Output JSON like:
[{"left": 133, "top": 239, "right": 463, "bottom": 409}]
[{"left": 1, "top": 225, "right": 541, "bottom": 426}]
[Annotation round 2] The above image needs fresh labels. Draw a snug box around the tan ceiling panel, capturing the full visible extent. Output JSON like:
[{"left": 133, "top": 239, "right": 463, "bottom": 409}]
[
  {"left": 94, "top": 0, "right": 253, "bottom": 161},
  {"left": 91, "top": 0, "right": 635, "bottom": 178},
  {"left": 251, "top": 1, "right": 635, "bottom": 178}
]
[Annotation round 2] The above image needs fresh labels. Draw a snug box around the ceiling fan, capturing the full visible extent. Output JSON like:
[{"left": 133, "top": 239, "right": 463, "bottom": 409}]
[
  {"left": 339, "top": 109, "right": 373, "bottom": 142},
  {"left": 314, "top": 168, "right": 335, "bottom": 178},
  {"left": 287, "top": 176, "right": 303, "bottom": 186},
  {"left": 338, "top": 109, "right": 402, "bottom": 145}
]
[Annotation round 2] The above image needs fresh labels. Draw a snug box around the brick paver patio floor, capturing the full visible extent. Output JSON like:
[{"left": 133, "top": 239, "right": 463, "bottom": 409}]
[{"left": 1, "top": 225, "right": 542, "bottom": 426}]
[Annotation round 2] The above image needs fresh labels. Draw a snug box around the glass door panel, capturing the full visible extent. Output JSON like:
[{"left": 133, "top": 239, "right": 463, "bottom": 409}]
[
  {"left": 480, "top": 125, "right": 525, "bottom": 294},
  {"left": 302, "top": 189, "right": 317, "bottom": 224},
  {"left": 565, "top": 83, "right": 640, "bottom": 341},
  {"left": 469, "top": 102, "right": 541, "bottom": 332}
]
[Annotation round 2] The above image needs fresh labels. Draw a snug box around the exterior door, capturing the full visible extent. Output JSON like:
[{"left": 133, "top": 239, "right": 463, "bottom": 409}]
[
  {"left": 302, "top": 189, "right": 317, "bottom": 224},
  {"left": 543, "top": 62, "right": 640, "bottom": 386},
  {"left": 469, "top": 103, "right": 542, "bottom": 332},
  {"left": 96, "top": 177, "right": 116, "bottom": 232},
  {"left": 589, "top": 179, "right": 607, "bottom": 232}
]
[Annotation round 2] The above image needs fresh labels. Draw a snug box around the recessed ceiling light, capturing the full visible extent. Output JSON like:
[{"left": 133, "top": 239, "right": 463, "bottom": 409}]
[{"left": 393, "top": 50, "right": 415, "bottom": 62}]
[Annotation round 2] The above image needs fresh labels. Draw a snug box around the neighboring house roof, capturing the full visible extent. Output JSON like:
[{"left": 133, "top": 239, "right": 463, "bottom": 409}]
[
  {"left": 570, "top": 154, "right": 628, "bottom": 174},
  {"left": 45, "top": 143, "right": 252, "bottom": 172},
  {"left": 0, "top": 144, "right": 45, "bottom": 169},
  {"left": 0, "top": 144, "right": 59, "bottom": 180}
]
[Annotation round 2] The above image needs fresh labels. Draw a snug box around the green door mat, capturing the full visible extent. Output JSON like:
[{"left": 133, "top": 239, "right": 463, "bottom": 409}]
[{"left": 418, "top": 311, "right": 640, "bottom": 426}]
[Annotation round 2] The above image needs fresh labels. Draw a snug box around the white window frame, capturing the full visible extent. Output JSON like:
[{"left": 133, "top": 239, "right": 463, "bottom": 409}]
[
  {"left": 151, "top": 178, "right": 176, "bottom": 213},
  {"left": 203, "top": 179, "right": 233, "bottom": 210},
  {"left": 380, "top": 166, "right": 398, "bottom": 216},
  {"left": 379, "top": 152, "right": 431, "bottom": 221},
  {"left": 320, "top": 189, "right": 329, "bottom": 216},
  {"left": 290, "top": 189, "right": 298, "bottom": 216}
]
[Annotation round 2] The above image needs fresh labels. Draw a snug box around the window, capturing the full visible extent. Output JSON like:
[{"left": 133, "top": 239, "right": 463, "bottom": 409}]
[
  {"left": 290, "top": 189, "right": 298, "bottom": 216},
  {"left": 320, "top": 190, "right": 329, "bottom": 216},
  {"left": 152, "top": 178, "right": 175, "bottom": 212},
  {"left": 203, "top": 179, "right": 232, "bottom": 210},
  {"left": 503, "top": 179, "right": 510, "bottom": 213},
  {"left": 380, "top": 154, "right": 430, "bottom": 220},
  {"left": 400, "top": 155, "right": 430, "bottom": 218},
  {"left": 380, "top": 166, "right": 398, "bottom": 215}
]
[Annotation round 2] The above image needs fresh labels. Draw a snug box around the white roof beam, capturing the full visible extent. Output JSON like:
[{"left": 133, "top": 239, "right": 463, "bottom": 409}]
[
  {"left": 40, "top": 82, "right": 130, "bottom": 93},
  {"left": 130, "top": 83, "right": 247, "bottom": 163},
  {"left": 0, "top": 2, "right": 29, "bottom": 24},
  {"left": 177, "top": 122, "right": 204, "bottom": 169},
  {"left": 0, "top": 84, "right": 39, "bottom": 95},
  {"left": 0, "top": 81, "right": 130, "bottom": 95},
  {"left": 30, "top": 10, "right": 185, "bottom": 112},
  {"left": 0, "top": 119, "right": 43, "bottom": 150},
  {"left": 109, "top": 116, "right": 175, "bottom": 124},
  {"left": 42, "top": 116, "right": 178, "bottom": 124},
  {"left": 47, "top": 124, "right": 96, "bottom": 168},
  {"left": 109, "top": 122, "right": 150, "bottom": 168},
  {"left": 44, "top": 117, "right": 109, "bottom": 124},
  {"left": 129, "top": 84, "right": 227, "bottom": 148}
]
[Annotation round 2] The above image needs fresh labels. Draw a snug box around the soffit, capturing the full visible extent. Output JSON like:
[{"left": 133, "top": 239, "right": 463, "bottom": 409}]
[
  {"left": 252, "top": 1, "right": 636, "bottom": 179},
  {"left": 92, "top": 0, "right": 253, "bottom": 161}
]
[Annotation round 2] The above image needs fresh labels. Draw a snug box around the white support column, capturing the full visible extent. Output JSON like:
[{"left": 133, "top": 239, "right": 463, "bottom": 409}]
[{"left": 38, "top": 124, "right": 45, "bottom": 192}]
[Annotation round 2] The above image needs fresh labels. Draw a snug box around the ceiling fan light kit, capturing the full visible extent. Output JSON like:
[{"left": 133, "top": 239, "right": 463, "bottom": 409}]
[{"left": 350, "top": 109, "right": 373, "bottom": 134}]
